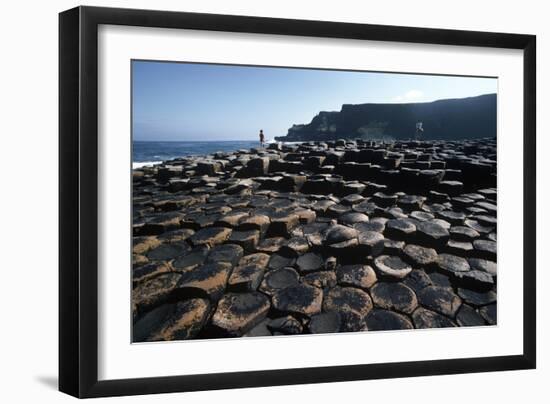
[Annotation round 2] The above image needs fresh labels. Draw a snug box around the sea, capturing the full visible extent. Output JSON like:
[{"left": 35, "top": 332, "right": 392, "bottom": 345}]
[{"left": 132, "top": 140, "right": 270, "bottom": 169}]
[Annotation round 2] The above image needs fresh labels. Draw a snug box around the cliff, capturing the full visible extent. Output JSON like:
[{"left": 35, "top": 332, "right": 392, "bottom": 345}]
[{"left": 275, "top": 93, "right": 496, "bottom": 142}]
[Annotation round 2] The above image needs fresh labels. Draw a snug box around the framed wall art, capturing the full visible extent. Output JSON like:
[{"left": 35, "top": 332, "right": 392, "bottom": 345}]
[{"left": 59, "top": 6, "right": 536, "bottom": 398}]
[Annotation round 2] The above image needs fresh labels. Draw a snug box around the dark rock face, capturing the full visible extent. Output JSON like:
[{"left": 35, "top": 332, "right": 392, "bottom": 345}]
[
  {"left": 211, "top": 292, "right": 270, "bottom": 336},
  {"left": 133, "top": 298, "right": 211, "bottom": 342},
  {"left": 403, "top": 244, "right": 438, "bottom": 266},
  {"left": 456, "top": 304, "right": 486, "bottom": 327},
  {"left": 276, "top": 94, "right": 496, "bottom": 142},
  {"left": 260, "top": 267, "right": 300, "bottom": 296},
  {"left": 308, "top": 312, "right": 342, "bottom": 334},
  {"left": 366, "top": 309, "right": 414, "bottom": 331},
  {"left": 228, "top": 263, "right": 265, "bottom": 292},
  {"left": 296, "top": 253, "right": 324, "bottom": 273},
  {"left": 176, "top": 262, "right": 232, "bottom": 301},
  {"left": 370, "top": 282, "right": 418, "bottom": 314},
  {"left": 323, "top": 286, "right": 373, "bottom": 331},
  {"left": 268, "top": 316, "right": 303, "bottom": 335},
  {"left": 336, "top": 265, "right": 377, "bottom": 289},
  {"left": 373, "top": 255, "right": 412, "bottom": 279},
  {"left": 272, "top": 284, "right": 323, "bottom": 316},
  {"left": 417, "top": 286, "right": 462, "bottom": 317},
  {"left": 133, "top": 137, "right": 497, "bottom": 340},
  {"left": 412, "top": 308, "right": 457, "bottom": 328}
]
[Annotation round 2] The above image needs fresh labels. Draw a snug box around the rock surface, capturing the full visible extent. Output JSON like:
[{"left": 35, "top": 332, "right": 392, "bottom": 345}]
[{"left": 133, "top": 138, "right": 497, "bottom": 340}]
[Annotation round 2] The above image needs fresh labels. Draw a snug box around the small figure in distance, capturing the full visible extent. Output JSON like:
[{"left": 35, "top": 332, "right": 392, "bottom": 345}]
[
  {"left": 259, "top": 129, "right": 265, "bottom": 148},
  {"left": 415, "top": 121, "right": 424, "bottom": 140}
]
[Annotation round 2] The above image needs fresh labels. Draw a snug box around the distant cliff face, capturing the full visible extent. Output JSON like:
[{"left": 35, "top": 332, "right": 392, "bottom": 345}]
[{"left": 275, "top": 93, "right": 497, "bottom": 142}]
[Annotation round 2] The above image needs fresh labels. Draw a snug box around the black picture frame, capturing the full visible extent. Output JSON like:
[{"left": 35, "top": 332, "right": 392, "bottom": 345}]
[{"left": 59, "top": 5, "right": 536, "bottom": 398}]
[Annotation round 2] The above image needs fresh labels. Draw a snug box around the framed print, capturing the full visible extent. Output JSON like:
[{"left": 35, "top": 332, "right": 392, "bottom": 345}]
[{"left": 59, "top": 6, "right": 536, "bottom": 398}]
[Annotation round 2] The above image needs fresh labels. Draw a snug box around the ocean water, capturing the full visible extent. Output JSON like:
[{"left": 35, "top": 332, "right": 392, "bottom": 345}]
[{"left": 133, "top": 140, "right": 264, "bottom": 168}]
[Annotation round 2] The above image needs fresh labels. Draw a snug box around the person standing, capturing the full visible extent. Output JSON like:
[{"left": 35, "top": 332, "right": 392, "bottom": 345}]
[{"left": 259, "top": 129, "right": 265, "bottom": 148}]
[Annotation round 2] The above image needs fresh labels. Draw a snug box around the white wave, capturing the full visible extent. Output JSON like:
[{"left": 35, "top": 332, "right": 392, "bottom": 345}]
[{"left": 133, "top": 161, "right": 162, "bottom": 169}]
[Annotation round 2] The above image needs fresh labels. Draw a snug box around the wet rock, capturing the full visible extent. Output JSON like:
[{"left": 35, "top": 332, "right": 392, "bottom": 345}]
[
  {"left": 133, "top": 236, "right": 161, "bottom": 255},
  {"left": 457, "top": 288, "right": 497, "bottom": 307},
  {"left": 327, "top": 204, "right": 351, "bottom": 217},
  {"left": 468, "top": 258, "right": 497, "bottom": 277},
  {"left": 172, "top": 246, "right": 209, "bottom": 271},
  {"left": 260, "top": 267, "right": 300, "bottom": 295},
  {"left": 308, "top": 312, "right": 342, "bottom": 334},
  {"left": 373, "top": 255, "right": 412, "bottom": 279},
  {"left": 365, "top": 309, "right": 414, "bottom": 331},
  {"left": 397, "top": 195, "right": 425, "bottom": 211},
  {"left": 268, "top": 316, "right": 303, "bottom": 334},
  {"left": 133, "top": 261, "right": 171, "bottom": 285},
  {"left": 409, "top": 211, "right": 435, "bottom": 222},
  {"left": 473, "top": 239, "right": 497, "bottom": 260},
  {"left": 456, "top": 304, "right": 486, "bottom": 327},
  {"left": 323, "top": 286, "right": 373, "bottom": 331},
  {"left": 133, "top": 272, "right": 182, "bottom": 316},
  {"left": 228, "top": 264, "right": 265, "bottom": 292},
  {"left": 436, "top": 253, "right": 470, "bottom": 275},
  {"left": 267, "top": 212, "right": 299, "bottom": 237},
  {"left": 139, "top": 213, "right": 183, "bottom": 236},
  {"left": 453, "top": 269, "right": 494, "bottom": 290},
  {"left": 211, "top": 292, "right": 271, "bottom": 336},
  {"left": 157, "top": 228, "right": 195, "bottom": 243},
  {"left": 416, "top": 221, "right": 450, "bottom": 248},
  {"left": 296, "top": 253, "right": 324, "bottom": 273},
  {"left": 336, "top": 265, "right": 377, "bottom": 289},
  {"left": 189, "top": 227, "right": 232, "bottom": 248},
  {"left": 268, "top": 253, "right": 296, "bottom": 271},
  {"left": 445, "top": 239, "right": 474, "bottom": 256},
  {"left": 417, "top": 286, "right": 462, "bottom": 317},
  {"left": 133, "top": 298, "right": 211, "bottom": 342},
  {"left": 372, "top": 192, "right": 398, "bottom": 207},
  {"left": 206, "top": 244, "right": 244, "bottom": 267},
  {"left": 133, "top": 254, "right": 149, "bottom": 267},
  {"left": 339, "top": 212, "right": 369, "bottom": 226},
  {"left": 479, "top": 303, "right": 497, "bottom": 325},
  {"left": 215, "top": 211, "right": 250, "bottom": 228},
  {"left": 342, "top": 194, "right": 365, "bottom": 206},
  {"left": 301, "top": 271, "right": 337, "bottom": 289},
  {"left": 196, "top": 160, "right": 221, "bottom": 176},
  {"left": 355, "top": 221, "right": 385, "bottom": 233},
  {"left": 465, "top": 219, "right": 494, "bottom": 234},
  {"left": 428, "top": 272, "right": 453, "bottom": 288},
  {"left": 383, "top": 239, "right": 406, "bottom": 255},
  {"left": 354, "top": 231, "right": 383, "bottom": 256},
  {"left": 146, "top": 242, "right": 190, "bottom": 261},
  {"left": 403, "top": 244, "right": 438, "bottom": 266},
  {"left": 243, "top": 318, "right": 272, "bottom": 337},
  {"left": 256, "top": 237, "right": 286, "bottom": 254},
  {"left": 272, "top": 284, "right": 323, "bottom": 316},
  {"left": 370, "top": 282, "right": 418, "bottom": 314},
  {"left": 385, "top": 219, "right": 416, "bottom": 240},
  {"left": 228, "top": 230, "right": 260, "bottom": 252},
  {"left": 412, "top": 308, "right": 457, "bottom": 328},
  {"left": 438, "top": 180, "right": 463, "bottom": 196},
  {"left": 436, "top": 210, "right": 466, "bottom": 225},
  {"left": 295, "top": 209, "right": 317, "bottom": 224},
  {"left": 449, "top": 226, "right": 480, "bottom": 241},
  {"left": 403, "top": 269, "right": 433, "bottom": 293},
  {"left": 238, "top": 214, "right": 270, "bottom": 234},
  {"left": 323, "top": 224, "right": 359, "bottom": 253},
  {"left": 279, "top": 237, "right": 310, "bottom": 257},
  {"left": 176, "top": 262, "right": 232, "bottom": 301},
  {"left": 324, "top": 256, "right": 337, "bottom": 271}
]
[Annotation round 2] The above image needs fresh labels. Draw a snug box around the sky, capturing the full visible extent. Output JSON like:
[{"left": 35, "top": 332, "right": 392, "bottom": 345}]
[{"left": 132, "top": 60, "right": 497, "bottom": 141}]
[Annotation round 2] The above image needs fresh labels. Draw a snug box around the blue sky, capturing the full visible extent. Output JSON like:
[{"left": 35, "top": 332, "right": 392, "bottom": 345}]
[{"left": 132, "top": 60, "right": 497, "bottom": 141}]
